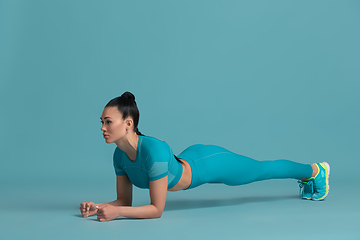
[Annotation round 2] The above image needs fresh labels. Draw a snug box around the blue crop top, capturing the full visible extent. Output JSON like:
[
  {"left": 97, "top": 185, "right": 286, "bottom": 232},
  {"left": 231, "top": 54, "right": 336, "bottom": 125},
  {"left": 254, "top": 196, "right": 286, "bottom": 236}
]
[{"left": 113, "top": 135, "right": 183, "bottom": 189}]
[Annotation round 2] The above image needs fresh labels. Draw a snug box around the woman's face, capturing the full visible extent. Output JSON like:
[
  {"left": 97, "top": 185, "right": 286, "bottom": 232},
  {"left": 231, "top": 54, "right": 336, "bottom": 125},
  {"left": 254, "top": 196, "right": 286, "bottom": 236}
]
[{"left": 100, "top": 107, "right": 129, "bottom": 144}]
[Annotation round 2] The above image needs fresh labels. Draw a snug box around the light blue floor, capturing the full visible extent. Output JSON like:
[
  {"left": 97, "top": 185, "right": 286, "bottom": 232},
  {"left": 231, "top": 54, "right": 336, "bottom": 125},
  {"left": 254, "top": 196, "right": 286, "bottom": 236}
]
[
  {"left": 1, "top": 176, "right": 359, "bottom": 240},
  {"left": 1, "top": 1, "right": 359, "bottom": 239}
]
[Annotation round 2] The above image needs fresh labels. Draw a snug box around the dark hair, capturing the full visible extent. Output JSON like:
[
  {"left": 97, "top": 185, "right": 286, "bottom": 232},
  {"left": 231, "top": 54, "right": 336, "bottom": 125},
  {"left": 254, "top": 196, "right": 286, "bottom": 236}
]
[{"left": 105, "top": 91, "right": 144, "bottom": 136}]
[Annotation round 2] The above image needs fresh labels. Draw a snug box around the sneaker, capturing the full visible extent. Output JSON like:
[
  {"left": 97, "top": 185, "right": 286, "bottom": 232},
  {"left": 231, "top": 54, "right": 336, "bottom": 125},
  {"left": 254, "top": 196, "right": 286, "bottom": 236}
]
[
  {"left": 308, "top": 162, "right": 330, "bottom": 201},
  {"left": 298, "top": 180, "right": 314, "bottom": 200}
]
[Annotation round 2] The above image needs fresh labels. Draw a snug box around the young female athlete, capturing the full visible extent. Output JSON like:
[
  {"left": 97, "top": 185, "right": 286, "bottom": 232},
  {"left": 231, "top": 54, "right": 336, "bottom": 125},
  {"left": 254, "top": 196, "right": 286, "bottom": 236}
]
[{"left": 80, "top": 92, "right": 330, "bottom": 222}]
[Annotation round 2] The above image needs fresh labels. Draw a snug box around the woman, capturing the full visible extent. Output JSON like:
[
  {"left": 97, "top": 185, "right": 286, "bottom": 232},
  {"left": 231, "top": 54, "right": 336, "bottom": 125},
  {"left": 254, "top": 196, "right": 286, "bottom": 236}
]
[{"left": 80, "top": 92, "right": 330, "bottom": 222}]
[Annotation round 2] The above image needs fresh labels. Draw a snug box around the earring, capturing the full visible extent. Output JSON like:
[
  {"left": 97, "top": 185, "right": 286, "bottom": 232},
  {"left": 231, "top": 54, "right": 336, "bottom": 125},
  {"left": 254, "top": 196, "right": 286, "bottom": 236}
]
[{"left": 126, "top": 129, "right": 128, "bottom": 134}]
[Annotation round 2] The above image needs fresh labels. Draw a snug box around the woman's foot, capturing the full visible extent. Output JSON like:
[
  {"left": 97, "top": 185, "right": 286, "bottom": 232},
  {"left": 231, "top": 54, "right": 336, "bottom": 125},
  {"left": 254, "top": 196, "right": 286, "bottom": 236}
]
[
  {"left": 301, "top": 163, "right": 319, "bottom": 182},
  {"left": 299, "top": 162, "right": 330, "bottom": 201},
  {"left": 310, "top": 162, "right": 330, "bottom": 200},
  {"left": 298, "top": 180, "right": 314, "bottom": 199}
]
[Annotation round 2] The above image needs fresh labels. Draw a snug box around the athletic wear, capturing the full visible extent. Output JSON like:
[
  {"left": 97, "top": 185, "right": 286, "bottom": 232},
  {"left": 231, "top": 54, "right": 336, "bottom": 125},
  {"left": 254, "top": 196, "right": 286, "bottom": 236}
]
[
  {"left": 177, "top": 144, "right": 313, "bottom": 189},
  {"left": 308, "top": 162, "right": 330, "bottom": 201},
  {"left": 113, "top": 135, "right": 183, "bottom": 189},
  {"left": 113, "top": 135, "right": 314, "bottom": 191},
  {"left": 298, "top": 180, "right": 314, "bottom": 200}
]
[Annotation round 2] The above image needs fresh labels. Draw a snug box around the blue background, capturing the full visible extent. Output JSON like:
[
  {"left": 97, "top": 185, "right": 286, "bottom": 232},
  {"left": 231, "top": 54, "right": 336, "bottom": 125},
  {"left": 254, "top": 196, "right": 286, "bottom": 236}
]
[{"left": 1, "top": 0, "right": 359, "bottom": 239}]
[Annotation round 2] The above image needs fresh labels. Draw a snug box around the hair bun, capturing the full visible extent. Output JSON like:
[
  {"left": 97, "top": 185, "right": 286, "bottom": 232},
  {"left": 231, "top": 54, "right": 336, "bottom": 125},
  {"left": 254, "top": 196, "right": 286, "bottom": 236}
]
[{"left": 121, "top": 91, "right": 136, "bottom": 102}]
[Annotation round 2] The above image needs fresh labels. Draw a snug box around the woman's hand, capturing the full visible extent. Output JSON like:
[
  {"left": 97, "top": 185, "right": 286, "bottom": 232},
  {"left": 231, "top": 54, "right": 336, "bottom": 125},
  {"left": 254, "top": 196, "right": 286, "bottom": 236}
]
[
  {"left": 96, "top": 204, "right": 121, "bottom": 222},
  {"left": 79, "top": 201, "right": 98, "bottom": 218}
]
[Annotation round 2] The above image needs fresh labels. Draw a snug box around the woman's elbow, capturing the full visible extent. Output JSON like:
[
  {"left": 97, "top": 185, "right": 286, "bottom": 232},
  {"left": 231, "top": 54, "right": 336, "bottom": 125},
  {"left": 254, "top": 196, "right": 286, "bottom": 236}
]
[
  {"left": 153, "top": 214, "right": 162, "bottom": 219},
  {"left": 152, "top": 206, "right": 164, "bottom": 219}
]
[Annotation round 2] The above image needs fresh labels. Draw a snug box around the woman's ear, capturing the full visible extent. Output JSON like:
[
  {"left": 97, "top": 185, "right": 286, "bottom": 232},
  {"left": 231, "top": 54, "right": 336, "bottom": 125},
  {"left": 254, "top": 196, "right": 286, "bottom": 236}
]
[{"left": 125, "top": 118, "right": 133, "bottom": 128}]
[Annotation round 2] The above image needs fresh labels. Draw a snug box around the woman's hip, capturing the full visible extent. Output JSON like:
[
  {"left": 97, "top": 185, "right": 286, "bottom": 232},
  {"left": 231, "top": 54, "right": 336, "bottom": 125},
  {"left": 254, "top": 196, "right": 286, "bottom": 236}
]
[
  {"left": 177, "top": 144, "right": 238, "bottom": 189},
  {"left": 177, "top": 144, "right": 233, "bottom": 162}
]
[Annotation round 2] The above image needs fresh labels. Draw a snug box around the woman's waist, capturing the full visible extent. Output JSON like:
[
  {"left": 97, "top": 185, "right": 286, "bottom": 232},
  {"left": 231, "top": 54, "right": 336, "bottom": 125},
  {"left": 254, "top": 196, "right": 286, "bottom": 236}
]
[{"left": 168, "top": 158, "right": 192, "bottom": 191}]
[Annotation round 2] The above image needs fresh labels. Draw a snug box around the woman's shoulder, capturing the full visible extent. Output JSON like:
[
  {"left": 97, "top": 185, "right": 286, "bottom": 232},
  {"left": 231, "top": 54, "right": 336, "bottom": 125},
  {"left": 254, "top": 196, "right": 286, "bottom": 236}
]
[
  {"left": 139, "top": 135, "right": 169, "bottom": 149},
  {"left": 140, "top": 135, "right": 165, "bottom": 143},
  {"left": 113, "top": 135, "right": 170, "bottom": 159}
]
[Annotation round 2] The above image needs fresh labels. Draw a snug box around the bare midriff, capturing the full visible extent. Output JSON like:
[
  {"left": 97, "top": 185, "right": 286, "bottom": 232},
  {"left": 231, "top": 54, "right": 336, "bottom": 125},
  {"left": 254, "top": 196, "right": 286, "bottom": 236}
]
[{"left": 168, "top": 158, "right": 192, "bottom": 191}]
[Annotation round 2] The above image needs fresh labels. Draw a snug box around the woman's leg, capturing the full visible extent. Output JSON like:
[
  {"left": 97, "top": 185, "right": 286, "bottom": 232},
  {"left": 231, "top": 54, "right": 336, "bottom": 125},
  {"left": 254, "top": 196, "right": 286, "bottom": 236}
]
[
  {"left": 178, "top": 144, "right": 312, "bottom": 187},
  {"left": 179, "top": 144, "right": 330, "bottom": 200}
]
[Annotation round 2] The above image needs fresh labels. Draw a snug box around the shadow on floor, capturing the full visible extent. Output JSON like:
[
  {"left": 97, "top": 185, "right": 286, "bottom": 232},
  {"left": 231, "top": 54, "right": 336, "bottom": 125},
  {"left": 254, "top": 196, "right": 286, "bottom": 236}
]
[
  {"left": 164, "top": 195, "right": 299, "bottom": 211},
  {"left": 75, "top": 214, "right": 142, "bottom": 221},
  {"left": 75, "top": 195, "right": 299, "bottom": 221}
]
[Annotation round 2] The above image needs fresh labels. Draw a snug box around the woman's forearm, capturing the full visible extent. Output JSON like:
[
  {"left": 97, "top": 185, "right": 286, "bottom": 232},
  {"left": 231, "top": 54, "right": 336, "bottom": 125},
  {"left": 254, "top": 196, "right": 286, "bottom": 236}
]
[
  {"left": 97, "top": 199, "right": 132, "bottom": 207},
  {"left": 117, "top": 204, "right": 163, "bottom": 219}
]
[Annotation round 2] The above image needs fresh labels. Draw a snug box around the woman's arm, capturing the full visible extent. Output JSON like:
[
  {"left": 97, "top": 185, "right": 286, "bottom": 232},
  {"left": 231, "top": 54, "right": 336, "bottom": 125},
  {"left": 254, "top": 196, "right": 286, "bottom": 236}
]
[
  {"left": 80, "top": 175, "right": 132, "bottom": 217},
  {"left": 96, "top": 176, "right": 168, "bottom": 221},
  {"left": 96, "top": 174, "right": 134, "bottom": 207}
]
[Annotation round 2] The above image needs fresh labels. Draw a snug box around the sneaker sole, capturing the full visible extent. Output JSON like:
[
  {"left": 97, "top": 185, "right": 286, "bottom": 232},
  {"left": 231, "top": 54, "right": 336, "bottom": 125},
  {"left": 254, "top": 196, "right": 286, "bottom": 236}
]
[{"left": 312, "top": 162, "right": 330, "bottom": 201}]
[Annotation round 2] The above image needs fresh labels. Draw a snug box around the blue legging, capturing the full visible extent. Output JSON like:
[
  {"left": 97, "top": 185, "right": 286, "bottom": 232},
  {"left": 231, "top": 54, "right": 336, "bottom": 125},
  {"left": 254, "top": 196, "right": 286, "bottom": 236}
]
[{"left": 177, "top": 144, "right": 313, "bottom": 189}]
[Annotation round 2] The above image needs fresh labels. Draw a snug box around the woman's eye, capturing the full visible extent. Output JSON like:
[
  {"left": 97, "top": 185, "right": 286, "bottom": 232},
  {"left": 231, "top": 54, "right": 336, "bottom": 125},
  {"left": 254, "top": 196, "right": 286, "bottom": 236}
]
[{"left": 107, "top": 121, "right": 111, "bottom": 124}]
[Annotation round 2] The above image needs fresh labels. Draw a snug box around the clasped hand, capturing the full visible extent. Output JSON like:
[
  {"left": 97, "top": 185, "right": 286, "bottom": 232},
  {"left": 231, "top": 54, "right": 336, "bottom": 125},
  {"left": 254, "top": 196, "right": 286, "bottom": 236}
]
[{"left": 80, "top": 201, "right": 120, "bottom": 222}]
